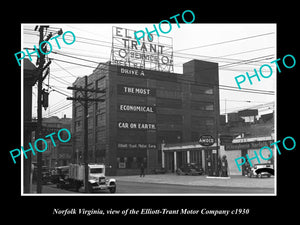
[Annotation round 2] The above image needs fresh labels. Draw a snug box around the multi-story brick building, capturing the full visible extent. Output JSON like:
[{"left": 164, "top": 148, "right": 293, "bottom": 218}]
[
  {"left": 31, "top": 116, "right": 72, "bottom": 168},
  {"left": 71, "top": 59, "right": 220, "bottom": 175}
]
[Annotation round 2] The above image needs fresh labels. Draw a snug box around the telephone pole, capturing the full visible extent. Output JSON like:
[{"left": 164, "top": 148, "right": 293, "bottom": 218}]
[
  {"left": 67, "top": 76, "right": 105, "bottom": 193},
  {"left": 35, "top": 25, "right": 61, "bottom": 193},
  {"left": 36, "top": 25, "right": 49, "bottom": 193}
]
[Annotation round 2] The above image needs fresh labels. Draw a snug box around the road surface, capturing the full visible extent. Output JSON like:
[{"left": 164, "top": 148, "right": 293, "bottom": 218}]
[
  {"left": 35, "top": 181, "right": 274, "bottom": 194},
  {"left": 116, "top": 181, "right": 274, "bottom": 194}
]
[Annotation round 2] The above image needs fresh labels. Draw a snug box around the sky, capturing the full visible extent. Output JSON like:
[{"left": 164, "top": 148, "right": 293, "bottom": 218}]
[{"left": 22, "top": 23, "right": 276, "bottom": 119}]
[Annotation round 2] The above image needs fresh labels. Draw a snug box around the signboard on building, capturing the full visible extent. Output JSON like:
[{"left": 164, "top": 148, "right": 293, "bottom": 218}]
[
  {"left": 225, "top": 140, "right": 273, "bottom": 151},
  {"left": 118, "top": 104, "right": 156, "bottom": 113},
  {"left": 118, "top": 122, "right": 156, "bottom": 130},
  {"left": 110, "top": 27, "right": 174, "bottom": 72},
  {"left": 117, "top": 84, "right": 156, "bottom": 97},
  {"left": 199, "top": 135, "right": 215, "bottom": 146},
  {"left": 117, "top": 66, "right": 177, "bottom": 82},
  {"left": 117, "top": 143, "right": 157, "bottom": 150}
]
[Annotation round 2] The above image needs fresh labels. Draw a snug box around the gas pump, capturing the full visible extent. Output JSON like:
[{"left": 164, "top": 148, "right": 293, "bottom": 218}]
[
  {"left": 206, "top": 154, "right": 213, "bottom": 176},
  {"left": 220, "top": 155, "right": 228, "bottom": 177}
]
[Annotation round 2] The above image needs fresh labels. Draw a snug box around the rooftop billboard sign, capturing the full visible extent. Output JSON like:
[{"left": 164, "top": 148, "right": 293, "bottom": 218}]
[{"left": 110, "top": 27, "right": 174, "bottom": 72}]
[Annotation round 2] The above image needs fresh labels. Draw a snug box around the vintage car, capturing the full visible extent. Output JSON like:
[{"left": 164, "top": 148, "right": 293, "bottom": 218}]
[
  {"left": 151, "top": 167, "right": 166, "bottom": 174},
  {"left": 50, "top": 166, "right": 70, "bottom": 184},
  {"left": 57, "top": 164, "right": 116, "bottom": 193},
  {"left": 176, "top": 163, "right": 204, "bottom": 176},
  {"left": 247, "top": 163, "right": 274, "bottom": 178}
]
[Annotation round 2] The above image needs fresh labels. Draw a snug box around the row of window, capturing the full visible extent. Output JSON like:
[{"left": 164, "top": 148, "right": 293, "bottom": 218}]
[
  {"left": 75, "top": 113, "right": 215, "bottom": 131},
  {"left": 75, "top": 99, "right": 214, "bottom": 119},
  {"left": 117, "top": 157, "right": 147, "bottom": 169}
]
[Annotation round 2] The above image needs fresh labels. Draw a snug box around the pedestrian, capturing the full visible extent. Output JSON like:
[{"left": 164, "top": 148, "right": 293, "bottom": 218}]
[
  {"left": 221, "top": 155, "right": 228, "bottom": 177},
  {"left": 244, "top": 160, "right": 250, "bottom": 176},
  {"left": 140, "top": 163, "right": 145, "bottom": 177}
]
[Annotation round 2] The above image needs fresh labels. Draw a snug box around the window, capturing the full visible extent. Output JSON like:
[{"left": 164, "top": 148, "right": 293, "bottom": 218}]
[
  {"left": 117, "top": 157, "right": 146, "bottom": 169},
  {"left": 156, "top": 81, "right": 181, "bottom": 91},
  {"left": 157, "top": 114, "right": 182, "bottom": 124},
  {"left": 191, "top": 101, "right": 214, "bottom": 111},
  {"left": 96, "top": 113, "right": 105, "bottom": 126},
  {"left": 191, "top": 116, "right": 215, "bottom": 131},
  {"left": 117, "top": 130, "right": 147, "bottom": 143},
  {"left": 90, "top": 168, "right": 103, "bottom": 173},
  {"left": 75, "top": 120, "right": 81, "bottom": 132},
  {"left": 96, "top": 76, "right": 106, "bottom": 89},
  {"left": 157, "top": 131, "right": 182, "bottom": 144},
  {"left": 156, "top": 89, "right": 182, "bottom": 99},
  {"left": 191, "top": 84, "right": 213, "bottom": 95},
  {"left": 156, "top": 98, "right": 182, "bottom": 109},
  {"left": 75, "top": 106, "right": 82, "bottom": 118}
]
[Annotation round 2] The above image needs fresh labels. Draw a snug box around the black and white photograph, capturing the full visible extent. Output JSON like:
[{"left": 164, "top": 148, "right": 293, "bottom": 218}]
[
  {"left": 4, "top": 5, "right": 298, "bottom": 221},
  {"left": 20, "top": 23, "right": 277, "bottom": 195}
]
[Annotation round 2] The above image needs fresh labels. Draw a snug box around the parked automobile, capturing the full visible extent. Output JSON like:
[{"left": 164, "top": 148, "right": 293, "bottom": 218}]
[
  {"left": 176, "top": 163, "right": 204, "bottom": 175},
  {"left": 50, "top": 166, "right": 69, "bottom": 184},
  {"left": 247, "top": 163, "right": 274, "bottom": 178},
  {"left": 151, "top": 167, "right": 166, "bottom": 174},
  {"left": 32, "top": 165, "right": 52, "bottom": 184}
]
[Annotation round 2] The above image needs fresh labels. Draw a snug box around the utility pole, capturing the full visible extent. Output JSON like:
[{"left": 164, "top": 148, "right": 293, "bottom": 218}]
[
  {"left": 36, "top": 25, "right": 48, "bottom": 193},
  {"left": 83, "top": 76, "right": 88, "bottom": 193},
  {"left": 35, "top": 25, "right": 61, "bottom": 193},
  {"left": 67, "top": 76, "right": 105, "bottom": 193}
]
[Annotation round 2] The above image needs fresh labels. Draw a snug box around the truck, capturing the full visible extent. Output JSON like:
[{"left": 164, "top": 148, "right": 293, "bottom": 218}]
[{"left": 58, "top": 164, "right": 116, "bottom": 193}]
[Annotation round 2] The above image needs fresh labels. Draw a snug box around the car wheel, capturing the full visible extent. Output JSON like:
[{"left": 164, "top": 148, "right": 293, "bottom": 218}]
[
  {"left": 88, "top": 183, "right": 93, "bottom": 193},
  {"left": 109, "top": 183, "right": 116, "bottom": 193}
]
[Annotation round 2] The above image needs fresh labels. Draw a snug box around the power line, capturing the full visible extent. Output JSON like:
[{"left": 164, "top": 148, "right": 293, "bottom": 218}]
[
  {"left": 44, "top": 103, "right": 72, "bottom": 118},
  {"left": 50, "top": 73, "right": 73, "bottom": 86},
  {"left": 53, "top": 60, "right": 78, "bottom": 78},
  {"left": 52, "top": 51, "right": 101, "bottom": 65},
  {"left": 175, "top": 32, "right": 275, "bottom": 52},
  {"left": 217, "top": 46, "right": 274, "bottom": 58},
  {"left": 49, "top": 58, "right": 97, "bottom": 69},
  {"left": 23, "top": 31, "right": 275, "bottom": 71},
  {"left": 23, "top": 41, "right": 275, "bottom": 96},
  {"left": 44, "top": 83, "right": 71, "bottom": 97},
  {"left": 49, "top": 56, "right": 275, "bottom": 95},
  {"left": 24, "top": 28, "right": 275, "bottom": 66}
]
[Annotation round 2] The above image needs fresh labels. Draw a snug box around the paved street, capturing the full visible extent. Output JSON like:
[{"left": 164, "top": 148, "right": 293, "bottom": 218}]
[
  {"left": 116, "top": 180, "right": 274, "bottom": 194},
  {"left": 31, "top": 174, "right": 275, "bottom": 194}
]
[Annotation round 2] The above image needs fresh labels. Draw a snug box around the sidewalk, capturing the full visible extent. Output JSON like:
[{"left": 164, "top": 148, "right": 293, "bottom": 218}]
[
  {"left": 30, "top": 184, "right": 75, "bottom": 194},
  {"left": 112, "top": 174, "right": 275, "bottom": 189}
]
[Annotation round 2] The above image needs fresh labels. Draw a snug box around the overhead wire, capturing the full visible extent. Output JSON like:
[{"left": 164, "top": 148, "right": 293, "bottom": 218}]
[
  {"left": 24, "top": 27, "right": 275, "bottom": 64},
  {"left": 25, "top": 28, "right": 276, "bottom": 117},
  {"left": 22, "top": 43, "right": 274, "bottom": 96},
  {"left": 175, "top": 32, "right": 275, "bottom": 52},
  {"left": 48, "top": 53, "right": 275, "bottom": 95},
  {"left": 23, "top": 29, "right": 275, "bottom": 72}
]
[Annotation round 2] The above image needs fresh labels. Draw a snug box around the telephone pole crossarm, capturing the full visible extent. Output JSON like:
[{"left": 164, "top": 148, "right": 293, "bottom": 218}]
[
  {"left": 67, "top": 97, "right": 105, "bottom": 102},
  {"left": 67, "top": 86, "right": 106, "bottom": 93},
  {"left": 66, "top": 76, "right": 106, "bottom": 193}
]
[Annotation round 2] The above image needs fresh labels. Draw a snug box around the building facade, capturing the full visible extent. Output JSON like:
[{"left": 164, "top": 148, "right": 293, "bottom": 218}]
[
  {"left": 31, "top": 116, "right": 73, "bottom": 168},
  {"left": 72, "top": 59, "right": 220, "bottom": 175},
  {"left": 219, "top": 108, "right": 275, "bottom": 175}
]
